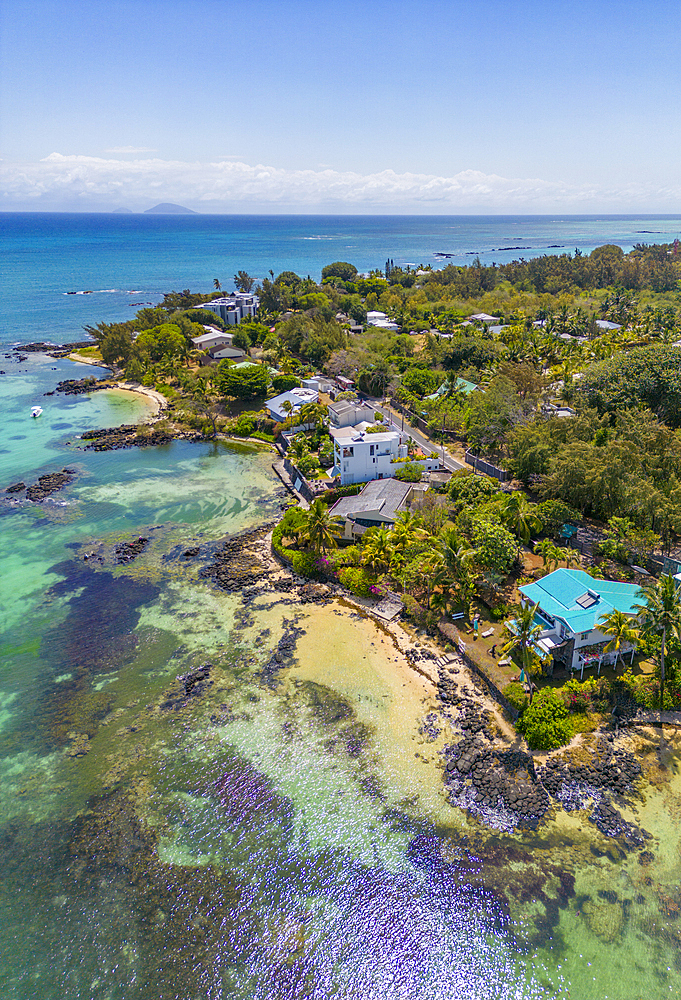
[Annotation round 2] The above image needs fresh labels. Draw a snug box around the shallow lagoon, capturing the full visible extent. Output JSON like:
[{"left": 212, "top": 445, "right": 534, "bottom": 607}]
[{"left": 1, "top": 363, "right": 681, "bottom": 999}]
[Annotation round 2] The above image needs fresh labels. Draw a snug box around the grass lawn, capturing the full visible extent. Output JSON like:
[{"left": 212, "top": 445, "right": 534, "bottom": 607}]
[{"left": 70, "top": 346, "right": 103, "bottom": 361}]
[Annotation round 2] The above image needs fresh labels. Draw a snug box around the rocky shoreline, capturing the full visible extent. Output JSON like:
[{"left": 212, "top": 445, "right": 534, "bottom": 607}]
[
  {"left": 188, "top": 518, "right": 653, "bottom": 850},
  {"left": 53, "top": 376, "right": 111, "bottom": 396},
  {"left": 80, "top": 424, "right": 205, "bottom": 451},
  {"left": 13, "top": 340, "right": 95, "bottom": 354}
]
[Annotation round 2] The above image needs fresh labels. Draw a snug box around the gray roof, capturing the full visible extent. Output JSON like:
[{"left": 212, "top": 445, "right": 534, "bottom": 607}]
[
  {"left": 328, "top": 400, "right": 355, "bottom": 415},
  {"left": 330, "top": 478, "right": 412, "bottom": 521}
]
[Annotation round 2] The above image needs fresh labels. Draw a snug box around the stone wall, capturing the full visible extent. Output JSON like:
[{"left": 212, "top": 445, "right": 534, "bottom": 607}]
[{"left": 438, "top": 621, "right": 519, "bottom": 719}]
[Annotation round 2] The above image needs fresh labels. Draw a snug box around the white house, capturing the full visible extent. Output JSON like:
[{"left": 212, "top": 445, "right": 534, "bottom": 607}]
[
  {"left": 266, "top": 387, "right": 319, "bottom": 423},
  {"left": 367, "top": 310, "right": 399, "bottom": 331},
  {"left": 201, "top": 293, "right": 259, "bottom": 325},
  {"left": 331, "top": 427, "right": 407, "bottom": 484},
  {"left": 518, "top": 569, "right": 640, "bottom": 675},
  {"left": 191, "top": 330, "right": 234, "bottom": 352},
  {"left": 467, "top": 312, "right": 500, "bottom": 323},
  {"left": 328, "top": 399, "right": 374, "bottom": 428},
  {"left": 208, "top": 344, "right": 246, "bottom": 361},
  {"left": 302, "top": 375, "right": 335, "bottom": 394}
]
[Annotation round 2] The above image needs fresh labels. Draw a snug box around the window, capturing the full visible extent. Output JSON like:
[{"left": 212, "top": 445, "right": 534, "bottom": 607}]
[
  {"left": 580, "top": 632, "right": 590, "bottom": 641},
  {"left": 370, "top": 444, "right": 375, "bottom": 456}
]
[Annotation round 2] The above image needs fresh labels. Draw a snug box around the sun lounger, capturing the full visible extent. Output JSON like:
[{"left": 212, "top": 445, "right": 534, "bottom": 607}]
[
  {"left": 481, "top": 628, "right": 494, "bottom": 638},
  {"left": 498, "top": 657, "right": 511, "bottom": 667}
]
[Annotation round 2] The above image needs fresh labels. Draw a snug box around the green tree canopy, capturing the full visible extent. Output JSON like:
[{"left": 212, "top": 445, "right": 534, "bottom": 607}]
[
  {"left": 575, "top": 346, "right": 681, "bottom": 427},
  {"left": 448, "top": 472, "right": 500, "bottom": 508},
  {"left": 134, "top": 323, "right": 186, "bottom": 362},
  {"left": 469, "top": 518, "right": 518, "bottom": 574},
  {"left": 322, "top": 261, "right": 358, "bottom": 282},
  {"left": 215, "top": 362, "right": 269, "bottom": 399},
  {"left": 271, "top": 373, "right": 302, "bottom": 393},
  {"left": 234, "top": 270, "right": 255, "bottom": 292},
  {"left": 517, "top": 689, "right": 573, "bottom": 750},
  {"left": 400, "top": 366, "right": 441, "bottom": 398}
]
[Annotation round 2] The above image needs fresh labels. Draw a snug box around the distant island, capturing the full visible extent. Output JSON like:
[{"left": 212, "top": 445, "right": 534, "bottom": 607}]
[
  {"left": 144, "top": 203, "right": 197, "bottom": 215},
  {"left": 112, "top": 208, "right": 133, "bottom": 214}
]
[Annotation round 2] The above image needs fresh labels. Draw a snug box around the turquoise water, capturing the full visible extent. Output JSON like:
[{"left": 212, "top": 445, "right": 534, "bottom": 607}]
[
  {"left": 1, "top": 363, "right": 680, "bottom": 998},
  {"left": 2, "top": 212, "right": 681, "bottom": 345},
  {"left": 2, "top": 219, "right": 681, "bottom": 997}
]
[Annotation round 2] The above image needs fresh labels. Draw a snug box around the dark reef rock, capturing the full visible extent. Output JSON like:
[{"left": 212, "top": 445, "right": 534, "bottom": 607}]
[
  {"left": 5, "top": 481, "right": 26, "bottom": 494},
  {"left": 437, "top": 660, "right": 645, "bottom": 839},
  {"left": 81, "top": 424, "right": 202, "bottom": 451},
  {"left": 55, "top": 377, "right": 109, "bottom": 395},
  {"left": 114, "top": 536, "right": 149, "bottom": 564},
  {"left": 13, "top": 340, "right": 94, "bottom": 353},
  {"left": 24, "top": 469, "right": 76, "bottom": 502},
  {"left": 182, "top": 664, "right": 211, "bottom": 697},
  {"left": 201, "top": 523, "right": 275, "bottom": 592}
]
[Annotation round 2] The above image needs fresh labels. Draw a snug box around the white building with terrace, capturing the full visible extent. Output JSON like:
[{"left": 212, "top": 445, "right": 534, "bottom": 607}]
[
  {"left": 201, "top": 293, "right": 259, "bottom": 325},
  {"left": 330, "top": 426, "right": 440, "bottom": 485}
]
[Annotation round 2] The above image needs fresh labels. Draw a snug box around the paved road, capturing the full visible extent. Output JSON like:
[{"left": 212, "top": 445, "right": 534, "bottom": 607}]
[{"left": 365, "top": 399, "right": 465, "bottom": 472}]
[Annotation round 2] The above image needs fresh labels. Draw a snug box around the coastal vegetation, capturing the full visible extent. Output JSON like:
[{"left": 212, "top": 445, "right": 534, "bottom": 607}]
[{"left": 77, "top": 241, "right": 681, "bottom": 725}]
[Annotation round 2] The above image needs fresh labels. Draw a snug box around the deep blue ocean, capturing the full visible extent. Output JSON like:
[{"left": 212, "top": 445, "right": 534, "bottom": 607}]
[{"left": 2, "top": 212, "right": 681, "bottom": 347}]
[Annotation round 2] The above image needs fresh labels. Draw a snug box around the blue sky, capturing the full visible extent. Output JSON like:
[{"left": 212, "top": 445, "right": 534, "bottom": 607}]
[{"left": 1, "top": 0, "right": 680, "bottom": 212}]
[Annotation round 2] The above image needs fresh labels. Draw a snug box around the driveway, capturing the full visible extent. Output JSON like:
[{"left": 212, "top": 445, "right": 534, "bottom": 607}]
[{"left": 364, "top": 399, "right": 465, "bottom": 472}]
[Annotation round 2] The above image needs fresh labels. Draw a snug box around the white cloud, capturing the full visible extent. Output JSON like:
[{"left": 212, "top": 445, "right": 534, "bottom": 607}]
[
  {"left": 104, "top": 146, "right": 158, "bottom": 154},
  {"left": 0, "top": 151, "right": 678, "bottom": 212}
]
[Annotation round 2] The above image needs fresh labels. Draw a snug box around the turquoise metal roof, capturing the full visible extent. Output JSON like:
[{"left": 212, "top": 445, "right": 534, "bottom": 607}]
[
  {"left": 519, "top": 568, "right": 640, "bottom": 634},
  {"left": 425, "top": 377, "right": 478, "bottom": 400}
]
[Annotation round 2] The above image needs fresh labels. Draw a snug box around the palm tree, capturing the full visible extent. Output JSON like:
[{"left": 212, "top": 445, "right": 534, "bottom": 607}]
[
  {"left": 499, "top": 492, "right": 543, "bottom": 545},
  {"left": 289, "top": 433, "right": 309, "bottom": 463},
  {"left": 501, "top": 602, "right": 543, "bottom": 675},
  {"left": 534, "top": 538, "right": 560, "bottom": 573},
  {"left": 301, "top": 499, "right": 343, "bottom": 555},
  {"left": 435, "top": 528, "right": 476, "bottom": 586},
  {"left": 213, "top": 278, "right": 222, "bottom": 291},
  {"left": 361, "top": 528, "right": 393, "bottom": 575},
  {"left": 633, "top": 574, "right": 681, "bottom": 710},
  {"left": 597, "top": 608, "right": 640, "bottom": 671},
  {"left": 556, "top": 545, "right": 581, "bottom": 568},
  {"left": 390, "top": 511, "right": 427, "bottom": 558},
  {"left": 281, "top": 399, "right": 294, "bottom": 427}
]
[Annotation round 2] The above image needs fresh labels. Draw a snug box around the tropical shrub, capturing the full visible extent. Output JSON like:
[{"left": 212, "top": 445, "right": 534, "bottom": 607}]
[
  {"left": 338, "top": 566, "right": 374, "bottom": 597},
  {"left": 272, "top": 506, "right": 307, "bottom": 557},
  {"left": 291, "top": 551, "right": 320, "bottom": 577},
  {"left": 517, "top": 689, "right": 573, "bottom": 750},
  {"left": 393, "top": 462, "right": 423, "bottom": 482},
  {"left": 216, "top": 362, "right": 269, "bottom": 399},
  {"left": 297, "top": 453, "right": 319, "bottom": 477},
  {"left": 321, "top": 484, "right": 362, "bottom": 505},
  {"left": 271, "top": 373, "right": 302, "bottom": 393},
  {"left": 232, "top": 416, "right": 255, "bottom": 436},
  {"left": 448, "top": 473, "right": 500, "bottom": 509}
]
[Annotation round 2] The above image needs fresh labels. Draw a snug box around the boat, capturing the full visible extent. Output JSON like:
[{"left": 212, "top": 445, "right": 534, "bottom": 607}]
[{"left": 30, "top": 406, "right": 43, "bottom": 418}]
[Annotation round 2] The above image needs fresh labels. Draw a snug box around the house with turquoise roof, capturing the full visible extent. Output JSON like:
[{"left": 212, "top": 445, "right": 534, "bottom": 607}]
[
  {"left": 425, "top": 377, "right": 478, "bottom": 401},
  {"left": 518, "top": 569, "right": 640, "bottom": 674}
]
